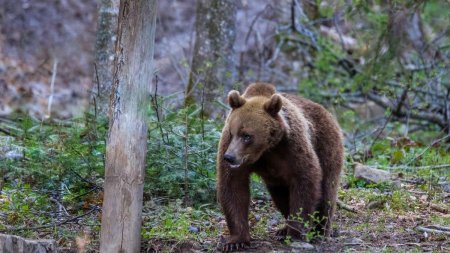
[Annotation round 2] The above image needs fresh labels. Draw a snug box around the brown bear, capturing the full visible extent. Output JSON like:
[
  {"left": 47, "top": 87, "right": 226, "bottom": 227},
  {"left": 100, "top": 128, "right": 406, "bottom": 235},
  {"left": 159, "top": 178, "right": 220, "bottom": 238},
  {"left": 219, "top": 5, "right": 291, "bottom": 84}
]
[{"left": 217, "top": 83, "right": 344, "bottom": 252}]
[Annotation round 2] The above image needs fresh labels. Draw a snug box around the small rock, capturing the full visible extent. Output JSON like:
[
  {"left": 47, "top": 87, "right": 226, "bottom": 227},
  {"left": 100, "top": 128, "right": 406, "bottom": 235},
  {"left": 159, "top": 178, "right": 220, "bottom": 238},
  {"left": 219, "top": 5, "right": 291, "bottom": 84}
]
[
  {"left": 5, "top": 150, "right": 23, "bottom": 159},
  {"left": 392, "top": 179, "right": 401, "bottom": 188},
  {"left": 254, "top": 214, "right": 261, "bottom": 221},
  {"left": 268, "top": 219, "right": 278, "bottom": 226},
  {"left": 443, "top": 184, "right": 450, "bottom": 193},
  {"left": 188, "top": 225, "right": 199, "bottom": 233},
  {"left": 290, "top": 241, "right": 315, "bottom": 250},
  {"left": 354, "top": 163, "right": 391, "bottom": 184},
  {"left": 438, "top": 178, "right": 450, "bottom": 192}
]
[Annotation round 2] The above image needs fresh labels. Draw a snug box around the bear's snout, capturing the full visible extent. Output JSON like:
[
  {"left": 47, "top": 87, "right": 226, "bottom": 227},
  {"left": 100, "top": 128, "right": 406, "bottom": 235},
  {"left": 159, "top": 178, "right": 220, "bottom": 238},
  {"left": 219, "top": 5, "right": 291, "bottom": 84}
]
[{"left": 223, "top": 153, "right": 238, "bottom": 165}]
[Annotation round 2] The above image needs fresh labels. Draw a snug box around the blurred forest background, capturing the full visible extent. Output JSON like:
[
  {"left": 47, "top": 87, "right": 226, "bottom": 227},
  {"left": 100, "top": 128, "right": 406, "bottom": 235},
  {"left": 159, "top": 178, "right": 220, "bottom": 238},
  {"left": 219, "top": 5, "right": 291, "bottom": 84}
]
[{"left": 0, "top": 0, "right": 449, "bottom": 252}]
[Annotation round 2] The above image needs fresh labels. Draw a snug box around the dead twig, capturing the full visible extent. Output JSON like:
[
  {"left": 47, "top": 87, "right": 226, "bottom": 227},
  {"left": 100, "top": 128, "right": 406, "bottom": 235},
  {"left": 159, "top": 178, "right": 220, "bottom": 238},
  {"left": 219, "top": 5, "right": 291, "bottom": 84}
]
[
  {"left": 337, "top": 200, "right": 359, "bottom": 213},
  {"left": 46, "top": 58, "right": 58, "bottom": 119},
  {"left": 150, "top": 75, "right": 169, "bottom": 144},
  {"left": 368, "top": 109, "right": 393, "bottom": 153},
  {"left": 0, "top": 126, "right": 14, "bottom": 136},
  {"left": 0, "top": 207, "right": 99, "bottom": 233},
  {"left": 417, "top": 225, "right": 450, "bottom": 235},
  {"left": 381, "top": 164, "right": 450, "bottom": 171},
  {"left": 245, "top": 4, "right": 272, "bottom": 45},
  {"left": 367, "top": 91, "right": 447, "bottom": 129},
  {"left": 49, "top": 197, "right": 70, "bottom": 216},
  {"left": 404, "top": 134, "right": 450, "bottom": 166}
]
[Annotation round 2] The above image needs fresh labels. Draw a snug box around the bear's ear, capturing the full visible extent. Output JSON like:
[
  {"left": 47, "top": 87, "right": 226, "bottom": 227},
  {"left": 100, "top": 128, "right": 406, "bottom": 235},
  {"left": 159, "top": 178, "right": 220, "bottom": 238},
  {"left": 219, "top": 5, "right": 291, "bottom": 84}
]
[
  {"left": 228, "top": 90, "right": 246, "bottom": 109},
  {"left": 264, "top": 94, "right": 282, "bottom": 116}
]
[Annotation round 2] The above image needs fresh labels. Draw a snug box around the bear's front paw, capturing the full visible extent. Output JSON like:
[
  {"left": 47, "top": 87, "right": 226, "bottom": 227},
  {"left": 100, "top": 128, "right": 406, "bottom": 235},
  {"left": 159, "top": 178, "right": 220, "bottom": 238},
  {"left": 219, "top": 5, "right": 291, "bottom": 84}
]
[
  {"left": 275, "top": 226, "right": 288, "bottom": 241},
  {"left": 220, "top": 236, "right": 250, "bottom": 252}
]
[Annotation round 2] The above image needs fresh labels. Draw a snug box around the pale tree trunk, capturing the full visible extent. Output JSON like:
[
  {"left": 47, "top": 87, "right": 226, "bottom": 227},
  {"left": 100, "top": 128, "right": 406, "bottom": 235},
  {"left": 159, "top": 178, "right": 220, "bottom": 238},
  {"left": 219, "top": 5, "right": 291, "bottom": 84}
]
[
  {"left": 91, "top": 0, "right": 120, "bottom": 117},
  {"left": 99, "top": 0, "right": 156, "bottom": 252},
  {"left": 186, "top": 0, "right": 237, "bottom": 115}
]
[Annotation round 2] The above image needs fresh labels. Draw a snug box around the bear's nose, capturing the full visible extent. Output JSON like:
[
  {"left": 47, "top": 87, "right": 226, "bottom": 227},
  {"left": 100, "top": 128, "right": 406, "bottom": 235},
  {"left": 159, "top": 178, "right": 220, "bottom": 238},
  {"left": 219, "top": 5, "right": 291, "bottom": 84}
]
[{"left": 223, "top": 153, "right": 237, "bottom": 165}]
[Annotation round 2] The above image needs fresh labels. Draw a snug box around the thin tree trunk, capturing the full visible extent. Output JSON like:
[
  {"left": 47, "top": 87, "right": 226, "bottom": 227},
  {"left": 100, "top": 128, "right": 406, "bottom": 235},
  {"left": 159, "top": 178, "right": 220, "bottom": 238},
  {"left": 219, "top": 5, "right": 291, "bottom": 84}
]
[
  {"left": 91, "top": 0, "right": 119, "bottom": 117},
  {"left": 186, "top": 0, "right": 237, "bottom": 115},
  {"left": 387, "top": 2, "right": 436, "bottom": 65},
  {"left": 99, "top": 0, "right": 156, "bottom": 252}
]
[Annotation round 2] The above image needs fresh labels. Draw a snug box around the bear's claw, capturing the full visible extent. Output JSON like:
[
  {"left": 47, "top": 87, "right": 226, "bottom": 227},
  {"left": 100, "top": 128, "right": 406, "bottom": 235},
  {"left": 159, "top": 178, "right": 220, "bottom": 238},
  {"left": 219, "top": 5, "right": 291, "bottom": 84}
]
[{"left": 222, "top": 242, "right": 250, "bottom": 252}]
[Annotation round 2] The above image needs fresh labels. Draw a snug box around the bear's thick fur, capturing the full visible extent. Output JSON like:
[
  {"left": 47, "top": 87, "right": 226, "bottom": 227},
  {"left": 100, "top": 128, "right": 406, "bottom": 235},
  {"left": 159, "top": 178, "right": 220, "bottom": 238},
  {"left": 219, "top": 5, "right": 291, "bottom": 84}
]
[{"left": 217, "top": 83, "right": 344, "bottom": 252}]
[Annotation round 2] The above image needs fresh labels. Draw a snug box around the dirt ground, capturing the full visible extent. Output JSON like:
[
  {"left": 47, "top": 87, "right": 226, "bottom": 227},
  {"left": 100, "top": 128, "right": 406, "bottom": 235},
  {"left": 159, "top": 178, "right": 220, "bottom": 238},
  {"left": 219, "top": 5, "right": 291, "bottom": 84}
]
[{"left": 142, "top": 189, "right": 449, "bottom": 253}]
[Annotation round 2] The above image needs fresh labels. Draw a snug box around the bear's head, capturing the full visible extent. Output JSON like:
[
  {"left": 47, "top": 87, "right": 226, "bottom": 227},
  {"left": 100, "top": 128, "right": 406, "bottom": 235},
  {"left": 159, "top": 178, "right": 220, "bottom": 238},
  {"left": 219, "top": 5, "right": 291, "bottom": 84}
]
[{"left": 223, "top": 90, "right": 287, "bottom": 169}]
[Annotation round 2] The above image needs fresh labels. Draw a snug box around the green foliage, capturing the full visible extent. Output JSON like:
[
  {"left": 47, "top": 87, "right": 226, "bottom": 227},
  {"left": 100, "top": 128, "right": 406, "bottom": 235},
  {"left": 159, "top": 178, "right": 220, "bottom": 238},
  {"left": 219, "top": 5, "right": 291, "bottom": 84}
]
[
  {"left": 0, "top": 182, "right": 52, "bottom": 229},
  {"left": 388, "top": 190, "right": 413, "bottom": 211},
  {"left": 142, "top": 200, "right": 220, "bottom": 242},
  {"left": 146, "top": 95, "right": 222, "bottom": 204},
  {"left": 287, "top": 210, "right": 325, "bottom": 242},
  {"left": 0, "top": 114, "right": 106, "bottom": 192},
  {"left": 0, "top": 113, "right": 106, "bottom": 240}
]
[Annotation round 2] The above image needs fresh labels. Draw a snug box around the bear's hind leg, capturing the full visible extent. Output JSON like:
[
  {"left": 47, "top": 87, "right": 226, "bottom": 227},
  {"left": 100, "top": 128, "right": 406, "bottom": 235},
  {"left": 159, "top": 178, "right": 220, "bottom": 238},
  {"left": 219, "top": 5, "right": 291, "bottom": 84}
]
[
  {"left": 266, "top": 185, "right": 290, "bottom": 240},
  {"left": 315, "top": 176, "right": 340, "bottom": 237},
  {"left": 287, "top": 175, "right": 321, "bottom": 240}
]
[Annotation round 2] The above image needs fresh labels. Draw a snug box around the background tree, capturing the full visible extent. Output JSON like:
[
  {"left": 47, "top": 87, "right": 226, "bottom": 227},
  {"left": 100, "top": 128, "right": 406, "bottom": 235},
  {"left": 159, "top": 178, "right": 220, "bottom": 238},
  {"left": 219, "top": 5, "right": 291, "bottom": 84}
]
[
  {"left": 91, "top": 0, "right": 120, "bottom": 117},
  {"left": 99, "top": 0, "right": 156, "bottom": 252},
  {"left": 185, "top": 0, "right": 238, "bottom": 115},
  {"left": 362, "top": 1, "right": 448, "bottom": 133}
]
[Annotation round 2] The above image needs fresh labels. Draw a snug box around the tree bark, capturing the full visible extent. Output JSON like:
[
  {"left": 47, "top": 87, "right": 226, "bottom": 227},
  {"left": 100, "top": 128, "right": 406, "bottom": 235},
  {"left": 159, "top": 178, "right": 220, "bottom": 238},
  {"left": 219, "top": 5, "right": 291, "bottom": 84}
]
[
  {"left": 99, "top": 0, "right": 156, "bottom": 252},
  {"left": 186, "top": 0, "right": 238, "bottom": 115},
  {"left": 91, "top": 0, "right": 120, "bottom": 117}
]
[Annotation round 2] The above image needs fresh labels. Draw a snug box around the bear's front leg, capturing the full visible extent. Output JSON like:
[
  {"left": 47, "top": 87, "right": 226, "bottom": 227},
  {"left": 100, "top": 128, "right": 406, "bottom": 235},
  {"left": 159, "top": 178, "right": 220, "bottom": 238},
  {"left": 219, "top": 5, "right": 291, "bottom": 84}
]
[{"left": 217, "top": 169, "right": 251, "bottom": 252}]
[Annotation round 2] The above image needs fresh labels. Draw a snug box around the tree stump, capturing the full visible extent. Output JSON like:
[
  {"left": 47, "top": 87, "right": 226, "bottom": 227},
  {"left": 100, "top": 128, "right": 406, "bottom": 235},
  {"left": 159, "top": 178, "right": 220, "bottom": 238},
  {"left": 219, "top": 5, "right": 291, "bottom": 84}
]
[{"left": 0, "top": 233, "right": 57, "bottom": 253}]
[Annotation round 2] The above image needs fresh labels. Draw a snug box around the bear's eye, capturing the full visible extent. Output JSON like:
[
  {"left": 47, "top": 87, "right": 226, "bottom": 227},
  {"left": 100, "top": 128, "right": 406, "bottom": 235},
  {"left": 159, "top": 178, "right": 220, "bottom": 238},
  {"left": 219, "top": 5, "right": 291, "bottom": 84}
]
[{"left": 242, "top": 134, "right": 252, "bottom": 144}]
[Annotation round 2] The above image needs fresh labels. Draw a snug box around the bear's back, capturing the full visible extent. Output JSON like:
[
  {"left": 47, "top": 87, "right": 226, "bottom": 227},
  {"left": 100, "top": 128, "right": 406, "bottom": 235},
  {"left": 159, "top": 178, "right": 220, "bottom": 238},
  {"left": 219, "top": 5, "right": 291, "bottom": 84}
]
[{"left": 243, "top": 82, "right": 276, "bottom": 99}]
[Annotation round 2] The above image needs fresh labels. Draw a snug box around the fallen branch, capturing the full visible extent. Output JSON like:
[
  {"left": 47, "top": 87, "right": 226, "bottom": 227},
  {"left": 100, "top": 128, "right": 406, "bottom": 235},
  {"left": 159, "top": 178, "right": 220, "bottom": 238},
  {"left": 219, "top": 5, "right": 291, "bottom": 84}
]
[
  {"left": 414, "top": 164, "right": 450, "bottom": 170},
  {"left": 337, "top": 200, "right": 359, "bottom": 213},
  {"left": 381, "top": 163, "right": 450, "bottom": 171},
  {"left": 429, "top": 203, "right": 449, "bottom": 214},
  {"left": 417, "top": 225, "right": 450, "bottom": 235},
  {"left": 367, "top": 91, "right": 447, "bottom": 129}
]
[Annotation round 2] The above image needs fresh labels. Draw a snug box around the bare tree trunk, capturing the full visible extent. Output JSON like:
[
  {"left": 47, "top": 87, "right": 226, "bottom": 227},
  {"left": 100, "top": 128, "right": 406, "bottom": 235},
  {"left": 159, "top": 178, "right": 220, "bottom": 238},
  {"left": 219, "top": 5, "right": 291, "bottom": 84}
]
[
  {"left": 186, "top": 0, "right": 238, "bottom": 115},
  {"left": 99, "top": 0, "right": 156, "bottom": 252},
  {"left": 387, "top": 4, "right": 436, "bottom": 65},
  {"left": 91, "top": 0, "right": 119, "bottom": 117}
]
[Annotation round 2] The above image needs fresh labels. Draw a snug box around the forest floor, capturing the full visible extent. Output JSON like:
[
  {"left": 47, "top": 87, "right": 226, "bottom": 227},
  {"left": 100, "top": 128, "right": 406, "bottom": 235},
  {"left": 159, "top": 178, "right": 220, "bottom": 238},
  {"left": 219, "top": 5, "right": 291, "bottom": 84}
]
[{"left": 140, "top": 181, "right": 449, "bottom": 253}]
